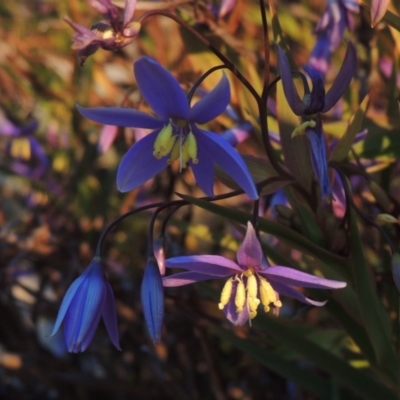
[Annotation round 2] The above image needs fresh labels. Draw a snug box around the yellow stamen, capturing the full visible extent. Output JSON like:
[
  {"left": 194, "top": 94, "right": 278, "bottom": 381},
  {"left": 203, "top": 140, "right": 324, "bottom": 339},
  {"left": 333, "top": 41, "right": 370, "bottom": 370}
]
[
  {"left": 10, "top": 138, "right": 31, "bottom": 160},
  {"left": 235, "top": 279, "right": 246, "bottom": 313},
  {"left": 182, "top": 131, "right": 198, "bottom": 165},
  {"left": 292, "top": 120, "right": 316, "bottom": 138},
  {"left": 259, "top": 275, "right": 281, "bottom": 312},
  {"left": 218, "top": 278, "right": 233, "bottom": 310},
  {"left": 153, "top": 124, "right": 175, "bottom": 159}
]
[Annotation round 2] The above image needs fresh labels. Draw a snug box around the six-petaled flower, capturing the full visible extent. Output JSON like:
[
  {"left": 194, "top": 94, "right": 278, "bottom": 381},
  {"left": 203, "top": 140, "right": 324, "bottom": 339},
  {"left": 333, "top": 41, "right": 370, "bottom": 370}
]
[
  {"left": 163, "top": 222, "right": 347, "bottom": 326},
  {"left": 78, "top": 56, "right": 258, "bottom": 199},
  {"left": 65, "top": 0, "right": 141, "bottom": 65}
]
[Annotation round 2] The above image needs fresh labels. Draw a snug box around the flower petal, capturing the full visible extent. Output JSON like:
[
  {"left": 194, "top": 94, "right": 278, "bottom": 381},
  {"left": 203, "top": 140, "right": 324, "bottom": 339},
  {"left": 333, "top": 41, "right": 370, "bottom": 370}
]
[
  {"left": 270, "top": 281, "right": 328, "bottom": 307},
  {"left": 197, "top": 129, "right": 258, "bottom": 199},
  {"left": 275, "top": 44, "right": 307, "bottom": 115},
  {"left": 141, "top": 258, "right": 164, "bottom": 343},
  {"left": 222, "top": 281, "right": 249, "bottom": 325},
  {"left": 236, "top": 222, "right": 263, "bottom": 269},
  {"left": 261, "top": 266, "right": 346, "bottom": 289},
  {"left": 189, "top": 74, "right": 230, "bottom": 124},
  {"left": 322, "top": 41, "right": 357, "bottom": 112},
  {"left": 163, "top": 271, "right": 216, "bottom": 287},
  {"left": 165, "top": 255, "right": 242, "bottom": 276},
  {"left": 117, "top": 130, "right": 168, "bottom": 192},
  {"left": 190, "top": 133, "right": 215, "bottom": 196},
  {"left": 77, "top": 105, "right": 163, "bottom": 129},
  {"left": 102, "top": 281, "right": 121, "bottom": 350},
  {"left": 123, "top": 0, "right": 137, "bottom": 27},
  {"left": 371, "top": 0, "right": 390, "bottom": 27},
  {"left": 98, "top": 125, "right": 118, "bottom": 153},
  {"left": 134, "top": 57, "right": 189, "bottom": 119}
]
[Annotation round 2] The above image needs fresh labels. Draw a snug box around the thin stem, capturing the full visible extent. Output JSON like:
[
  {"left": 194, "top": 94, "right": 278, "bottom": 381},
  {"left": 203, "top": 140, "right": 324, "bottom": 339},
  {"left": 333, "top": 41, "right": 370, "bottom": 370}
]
[{"left": 258, "top": 0, "right": 270, "bottom": 103}]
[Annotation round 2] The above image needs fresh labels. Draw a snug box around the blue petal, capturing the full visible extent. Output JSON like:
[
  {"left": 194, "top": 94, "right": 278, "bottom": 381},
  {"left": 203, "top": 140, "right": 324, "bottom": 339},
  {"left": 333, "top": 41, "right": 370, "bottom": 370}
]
[
  {"left": 51, "top": 274, "right": 86, "bottom": 336},
  {"left": 77, "top": 105, "right": 163, "bottom": 129},
  {"left": 322, "top": 41, "right": 357, "bottom": 112},
  {"left": 117, "top": 130, "right": 168, "bottom": 192},
  {"left": 196, "top": 129, "right": 258, "bottom": 199},
  {"left": 303, "top": 66, "right": 325, "bottom": 114},
  {"left": 275, "top": 45, "right": 307, "bottom": 115},
  {"left": 141, "top": 259, "right": 164, "bottom": 343},
  {"left": 102, "top": 282, "right": 121, "bottom": 350},
  {"left": 189, "top": 132, "right": 215, "bottom": 196},
  {"left": 189, "top": 74, "right": 230, "bottom": 124},
  {"left": 134, "top": 57, "right": 189, "bottom": 120}
]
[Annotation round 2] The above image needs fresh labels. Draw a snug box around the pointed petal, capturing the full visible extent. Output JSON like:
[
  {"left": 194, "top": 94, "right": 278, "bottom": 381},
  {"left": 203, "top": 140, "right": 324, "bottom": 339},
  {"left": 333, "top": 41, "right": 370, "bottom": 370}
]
[
  {"left": 236, "top": 222, "right": 263, "bottom": 269},
  {"left": 51, "top": 275, "right": 86, "bottom": 336},
  {"left": 371, "top": 0, "right": 390, "bottom": 27},
  {"left": 77, "top": 105, "right": 163, "bottom": 129},
  {"left": 102, "top": 282, "right": 121, "bottom": 350},
  {"left": 98, "top": 125, "right": 118, "bottom": 153},
  {"left": 123, "top": 0, "right": 137, "bottom": 27},
  {"left": 141, "top": 259, "right": 164, "bottom": 343},
  {"left": 70, "top": 311, "right": 102, "bottom": 353},
  {"left": 117, "top": 130, "right": 168, "bottom": 192},
  {"left": 275, "top": 45, "right": 307, "bottom": 115},
  {"left": 270, "top": 282, "right": 328, "bottom": 306},
  {"left": 190, "top": 134, "right": 215, "bottom": 196},
  {"left": 197, "top": 130, "right": 258, "bottom": 199},
  {"left": 134, "top": 57, "right": 189, "bottom": 119},
  {"left": 303, "top": 66, "right": 325, "bottom": 113},
  {"left": 163, "top": 271, "right": 216, "bottom": 287},
  {"left": 166, "top": 255, "right": 242, "bottom": 276},
  {"left": 322, "top": 42, "right": 357, "bottom": 112},
  {"left": 261, "top": 266, "right": 346, "bottom": 289},
  {"left": 189, "top": 74, "right": 230, "bottom": 124}
]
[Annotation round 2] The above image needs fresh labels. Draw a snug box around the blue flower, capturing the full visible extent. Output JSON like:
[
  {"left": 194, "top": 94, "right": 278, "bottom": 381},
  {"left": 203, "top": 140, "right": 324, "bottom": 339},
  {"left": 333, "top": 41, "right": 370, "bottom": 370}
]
[
  {"left": 77, "top": 57, "right": 258, "bottom": 200},
  {"left": 51, "top": 257, "right": 120, "bottom": 353},
  {"left": 141, "top": 258, "right": 164, "bottom": 343},
  {"left": 276, "top": 42, "right": 357, "bottom": 199}
]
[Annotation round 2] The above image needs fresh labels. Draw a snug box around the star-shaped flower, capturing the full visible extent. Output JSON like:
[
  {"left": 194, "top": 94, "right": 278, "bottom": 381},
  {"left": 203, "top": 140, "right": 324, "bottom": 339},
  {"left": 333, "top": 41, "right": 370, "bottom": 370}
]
[
  {"left": 65, "top": 0, "right": 141, "bottom": 65},
  {"left": 78, "top": 57, "right": 258, "bottom": 199},
  {"left": 276, "top": 42, "right": 357, "bottom": 198},
  {"left": 163, "top": 222, "right": 346, "bottom": 325}
]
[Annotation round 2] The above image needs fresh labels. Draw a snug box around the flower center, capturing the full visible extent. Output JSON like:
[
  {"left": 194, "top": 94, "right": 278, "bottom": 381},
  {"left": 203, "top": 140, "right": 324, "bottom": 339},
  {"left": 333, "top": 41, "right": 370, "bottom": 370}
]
[
  {"left": 153, "top": 118, "right": 198, "bottom": 171},
  {"left": 218, "top": 270, "right": 282, "bottom": 321}
]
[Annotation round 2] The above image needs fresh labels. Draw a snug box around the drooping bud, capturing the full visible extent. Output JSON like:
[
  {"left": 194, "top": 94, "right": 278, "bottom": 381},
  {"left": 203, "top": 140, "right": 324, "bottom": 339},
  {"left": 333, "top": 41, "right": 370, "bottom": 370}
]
[{"left": 141, "top": 258, "right": 164, "bottom": 343}]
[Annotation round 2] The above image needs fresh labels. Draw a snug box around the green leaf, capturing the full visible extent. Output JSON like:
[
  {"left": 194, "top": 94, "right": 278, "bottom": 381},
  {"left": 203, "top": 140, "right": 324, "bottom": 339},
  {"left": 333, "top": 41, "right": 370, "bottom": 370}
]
[
  {"left": 348, "top": 198, "right": 399, "bottom": 382},
  {"left": 330, "top": 95, "right": 369, "bottom": 163},
  {"left": 211, "top": 327, "right": 332, "bottom": 399},
  {"left": 253, "top": 315, "right": 398, "bottom": 400}
]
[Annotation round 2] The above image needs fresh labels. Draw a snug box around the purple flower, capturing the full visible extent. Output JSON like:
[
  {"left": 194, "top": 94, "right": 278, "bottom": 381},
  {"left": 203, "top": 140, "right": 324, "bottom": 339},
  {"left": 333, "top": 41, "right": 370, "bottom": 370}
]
[
  {"left": 308, "top": 0, "right": 359, "bottom": 75},
  {"left": 65, "top": 0, "right": 141, "bottom": 65},
  {"left": 163, "top": 222, "right": 346, "bottom": 325},
  {"left": 51, "top": 257, "right": 120, "bottom": 352},
  {"left": 78, "top": 57, "right": 258, "bottom": 199},
  {"left": 141, "top": 258, "right": 164, "bottom": 343},
  {"left": 276, "top": 42, "right": 357, "bottom": 199}
]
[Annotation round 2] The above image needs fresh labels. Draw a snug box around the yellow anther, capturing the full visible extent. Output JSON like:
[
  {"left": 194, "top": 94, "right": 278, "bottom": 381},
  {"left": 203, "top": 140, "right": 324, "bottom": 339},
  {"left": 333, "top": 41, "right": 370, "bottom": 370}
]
[
  {"left": 259, "top": 276, "right": 277, "bottom": 312},
  {"left": 243, "top": 269, "right": 253, "bottom": 278},
  {"left": 168, "top": 140, "right": 180, "bottom": 165},
  {"left": 291, "top": 120, "right": 317, "bottom": 138},
  {"left": 153, "top": 124, "right": 175, "bottom": 159},
  {"left": 247, "top": 274, "right": 258, "bottom": 299},
  {"left": 182, "top": 131, "right": 198, "bottom": 165},
  {"left": 248, "top": 297, "right": 260, "bottom": 319},
  {"left": 235, "top": 279, "right": 246, "bottom": 313},
  {"left": 11, "top": 138, "right": 31, "bottom": 160},
  {"left": 218, "top": 278, "right": 233, "bottom": 310}
]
